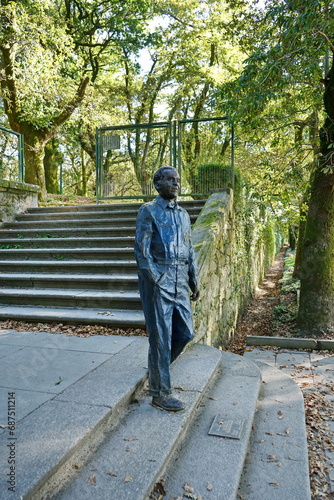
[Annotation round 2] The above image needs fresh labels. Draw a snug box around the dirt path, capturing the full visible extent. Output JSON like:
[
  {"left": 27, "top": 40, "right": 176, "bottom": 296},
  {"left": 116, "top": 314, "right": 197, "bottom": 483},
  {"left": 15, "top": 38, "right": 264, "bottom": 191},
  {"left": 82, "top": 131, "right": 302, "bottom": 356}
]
[{"left": 227, "top": 248, "right": 286, "bottom": 355}]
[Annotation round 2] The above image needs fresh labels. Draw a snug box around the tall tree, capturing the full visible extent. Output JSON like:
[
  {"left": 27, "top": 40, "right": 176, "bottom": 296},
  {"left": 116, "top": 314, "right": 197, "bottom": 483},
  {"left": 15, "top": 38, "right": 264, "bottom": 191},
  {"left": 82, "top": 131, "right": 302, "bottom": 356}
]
[
  {"left": 222, "top": 0, "right": 334, "bottom": 331},
  {"left": 0, "top": 0, "right": 149, "bottom": 198},
  {"left": 114, "top": 0, "right": 242, "bottom": 193}
]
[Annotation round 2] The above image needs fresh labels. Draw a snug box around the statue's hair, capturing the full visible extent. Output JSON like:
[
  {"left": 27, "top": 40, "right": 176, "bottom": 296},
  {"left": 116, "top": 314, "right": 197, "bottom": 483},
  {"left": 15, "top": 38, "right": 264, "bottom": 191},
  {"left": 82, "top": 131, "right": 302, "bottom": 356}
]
[{"left": 153, "top": 166, "right": 176, "bottom": 185}]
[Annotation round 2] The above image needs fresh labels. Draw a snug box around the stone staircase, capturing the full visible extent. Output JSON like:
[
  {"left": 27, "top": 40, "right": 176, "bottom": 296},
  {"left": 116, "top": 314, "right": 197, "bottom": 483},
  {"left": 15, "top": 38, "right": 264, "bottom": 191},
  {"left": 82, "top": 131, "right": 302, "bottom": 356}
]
[{"left": 0, "top": 201, "right": 206, "bottom": 327}]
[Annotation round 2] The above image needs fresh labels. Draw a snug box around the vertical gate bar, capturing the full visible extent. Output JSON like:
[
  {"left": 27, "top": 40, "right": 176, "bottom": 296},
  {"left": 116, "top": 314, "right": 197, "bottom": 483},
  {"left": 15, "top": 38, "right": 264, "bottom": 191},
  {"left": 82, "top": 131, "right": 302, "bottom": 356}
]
[
  {"left": 231, "top": 122, "right": 235, "bottom": 190},
  {"left": 177, "top": 120, "right": 182, "bottom": 194},
  {"left": 171, "top": 120, "right": 177, "bottom": 170},
  {"left": 18, "top": 134, "right": 25, "bottom": 183},
  {"left": 95, "top": 128, "right": 100, "bottom": 204},
  {"left": 59, "top": 164, "right": 63, "bottom": 194}
]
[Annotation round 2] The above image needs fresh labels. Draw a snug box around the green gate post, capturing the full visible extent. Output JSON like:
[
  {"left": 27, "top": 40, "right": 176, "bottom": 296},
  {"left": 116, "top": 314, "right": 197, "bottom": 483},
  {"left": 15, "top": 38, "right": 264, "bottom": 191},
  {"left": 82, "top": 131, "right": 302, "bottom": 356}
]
[
  {"left": 18, "top": 133, "right": 25, "bottom": 183},
  {"left": 95, "top": 128, "right": 101, "bottom": 204}
]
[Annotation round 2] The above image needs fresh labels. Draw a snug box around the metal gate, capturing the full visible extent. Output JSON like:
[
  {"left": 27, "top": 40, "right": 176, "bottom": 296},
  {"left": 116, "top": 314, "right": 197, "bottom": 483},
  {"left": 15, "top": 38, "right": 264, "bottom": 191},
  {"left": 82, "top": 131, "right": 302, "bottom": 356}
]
[
  {"left": 96, "top": 117, "right": 233, "bottom": 202},
  {"left": 0, "top": 125, "right": 25, "bottom": 182}
]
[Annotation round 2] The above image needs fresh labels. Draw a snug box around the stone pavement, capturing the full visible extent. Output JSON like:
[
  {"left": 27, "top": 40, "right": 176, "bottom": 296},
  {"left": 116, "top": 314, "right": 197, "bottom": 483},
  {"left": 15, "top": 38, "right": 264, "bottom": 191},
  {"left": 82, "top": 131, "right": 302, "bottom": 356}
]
[
  {"left": 244, "top": 347, "right": 334, "bottom": 498},
  {"left": 0, "top": 329, "right": 325, "bottom": 499}
]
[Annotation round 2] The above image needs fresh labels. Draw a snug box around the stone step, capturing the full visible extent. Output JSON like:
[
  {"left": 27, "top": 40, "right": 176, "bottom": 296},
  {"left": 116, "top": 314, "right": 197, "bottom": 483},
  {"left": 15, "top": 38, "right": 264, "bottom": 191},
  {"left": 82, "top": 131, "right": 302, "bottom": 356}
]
[
  {"left": 26, "top": 200, "right": 206, "bottom": 214},
  {"left": 27, "top": 202, "right": 145, "bottom": 213},
  {"left": 0, "top": 272, "right": 139, "bottom": 291},
  {"left": 3, "top": 214, "right": 198, "bottom": 230},
  {"left": 0, "top": 236, "right": 135, "bottom": 249},
  {"left": 238, "top": 358, "right": 311, "bottom": 499},
  {"left": 0, "top": 248, "right": 135, "bottom": 261},
  {"left": 0, "top": 260, "right": 138, "bottom": 274},
  {"left": 53, "top": 344, "right": 222, "bottom": 500},
  {"left": 17, "top": 209, "right": 140, "bottom": 221},
  {"left": 161, "top": 352, "right": 262, "bottom": 500},
  {"left": 0, "top": 288, "right": 142, "bottom": 309},
  {"left": 2, "top": 217, "right": 138, "bottom": 229},
  {"left": 0, "top": 304, "right": 145, "bottom": 326},
  {"left": 0, "top": 227, "right": 136, "bottom": 239},
  {"left": 0, "top": 337, "right": 149, "bottom": 499},
  {"left": 18, "top": 206, "right": 203, "bottom": 222}
]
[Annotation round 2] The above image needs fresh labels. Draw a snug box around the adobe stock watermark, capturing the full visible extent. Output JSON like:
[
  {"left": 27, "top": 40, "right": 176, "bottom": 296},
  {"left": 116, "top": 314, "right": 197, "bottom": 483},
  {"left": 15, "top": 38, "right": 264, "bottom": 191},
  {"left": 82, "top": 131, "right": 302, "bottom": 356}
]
[{"left": 7, "top": 391, "right": 16, "bottom": 493}]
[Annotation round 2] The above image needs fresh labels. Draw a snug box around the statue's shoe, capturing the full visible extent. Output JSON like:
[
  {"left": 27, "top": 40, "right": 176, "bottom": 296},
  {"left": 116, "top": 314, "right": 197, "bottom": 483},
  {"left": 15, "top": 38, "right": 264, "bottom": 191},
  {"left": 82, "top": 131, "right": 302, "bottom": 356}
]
[{"left": 151, "top": 396, "right": 185, "bottom": 412}]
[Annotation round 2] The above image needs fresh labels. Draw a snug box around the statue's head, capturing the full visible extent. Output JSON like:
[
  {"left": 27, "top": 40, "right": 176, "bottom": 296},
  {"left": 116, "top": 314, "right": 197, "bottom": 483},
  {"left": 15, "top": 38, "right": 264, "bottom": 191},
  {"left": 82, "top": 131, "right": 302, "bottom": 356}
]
[{"left": 154, "top": 166, "right": 180, "bottom": 200}]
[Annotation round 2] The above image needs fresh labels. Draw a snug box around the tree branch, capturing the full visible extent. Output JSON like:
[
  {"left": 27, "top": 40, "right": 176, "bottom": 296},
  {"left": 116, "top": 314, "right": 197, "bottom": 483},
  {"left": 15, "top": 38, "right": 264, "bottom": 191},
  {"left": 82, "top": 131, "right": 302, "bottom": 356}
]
[
  {"left": 48, "top": 76, "right": 90, "bottom": 136},
  {"left": 317, "top": 31, "right": 334, "bottom": 53}
]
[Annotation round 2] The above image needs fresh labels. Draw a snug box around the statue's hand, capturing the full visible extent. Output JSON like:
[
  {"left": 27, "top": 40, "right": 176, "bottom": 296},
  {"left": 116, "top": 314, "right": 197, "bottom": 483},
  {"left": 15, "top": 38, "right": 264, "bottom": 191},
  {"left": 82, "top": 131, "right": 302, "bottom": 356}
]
[{"left": 190, "top": 286, "right": 200, "bottom": 302}]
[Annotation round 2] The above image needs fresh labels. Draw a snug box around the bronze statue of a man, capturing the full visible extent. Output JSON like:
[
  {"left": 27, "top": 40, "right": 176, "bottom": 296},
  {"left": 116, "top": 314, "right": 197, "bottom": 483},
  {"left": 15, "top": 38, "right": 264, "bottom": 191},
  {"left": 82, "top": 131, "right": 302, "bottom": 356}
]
[{"left": 134, "top": 166, "right": 200, "bottom": 412}]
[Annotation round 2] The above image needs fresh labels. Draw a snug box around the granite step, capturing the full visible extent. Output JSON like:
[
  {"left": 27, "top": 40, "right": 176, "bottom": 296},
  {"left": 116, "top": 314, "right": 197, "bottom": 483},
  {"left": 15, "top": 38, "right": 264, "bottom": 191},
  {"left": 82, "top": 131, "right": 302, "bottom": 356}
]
[
  {"left": 18, "top": 206, "right": 203, "bottom": 221},
  {"left": 0, "top": 199, "right": 206, "bottom": 326},
  {"left": 0, "top": 248, "right": 136, "bottom": 261},
  {"left": 2, "top": 214, "right": 197, "bottom": 230},
  {"left": 0, "top": 288, "right": 142, "bottom": 309},
  {"left": 2, "top": 217, "right": 138, "bottom": 229},
  {"left": 55, "top": 344, "right": 222, "bottom": 500},
  {"left": 0, "top": 304, "right": 145, "bottom": 326},
  {"left": 26, "top": 200, "right": 206, "bottom": 214},
  {"left": 161, "top": 352, "right": 262, "bottom": 500},
  {"left": 0, "top": 273, "right": 139, "bottom": 291},
  {"left": 238, "top": 357, "right": 311, "bottom": 499},
  {"left": 0, "top": 337, "right": 149, "bottom": 499},
  {"left": 0, "top": 227, "right": 137, "bottom": 239},
  {"left": 0, "top": 260, "right": 138, "bottom": 274},
  {"left": 0, "top": 236, "right": 135, "bottom": 249}
]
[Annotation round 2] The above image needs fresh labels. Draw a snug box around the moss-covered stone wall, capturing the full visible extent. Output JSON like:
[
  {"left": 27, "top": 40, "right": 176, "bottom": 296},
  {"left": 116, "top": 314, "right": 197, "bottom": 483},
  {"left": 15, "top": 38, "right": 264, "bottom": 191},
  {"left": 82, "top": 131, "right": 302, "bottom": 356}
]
[
  {"left": 0, "top": 180, "right": 40, "bottom": 223},
  {"left": 192, "top": 188, "right": 278, "bottom": 348}
]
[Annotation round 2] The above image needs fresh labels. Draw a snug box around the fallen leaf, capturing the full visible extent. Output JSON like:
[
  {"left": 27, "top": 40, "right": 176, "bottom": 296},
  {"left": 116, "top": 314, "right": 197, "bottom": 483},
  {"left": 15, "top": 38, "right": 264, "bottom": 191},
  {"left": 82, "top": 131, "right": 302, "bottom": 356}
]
[
  {"left": 124, "top": 474, "right": 132, "bottom": 483},
  {"left": 208, "top": 397, "right": 217, "bottom": 400},
  {"left": 155, "top": 481, "right": 167, "bottom": 496},
  {"left": 183, "top": 482, "right": 195, "bottom": 494},
  {"left": 124, "top": 437, "right": 138, "bottom": 441},
  {"left": 174, "top": 386, "right": 185, "bottom": 391},
  {"left": 89, "top": 475, "right": 96, "bottom": 486},
  {"left": 207, "top": 482, "right": 213, "bottom": 491},
  {"left": 107, "top": 472, "right": 117, "bottom": 476}
]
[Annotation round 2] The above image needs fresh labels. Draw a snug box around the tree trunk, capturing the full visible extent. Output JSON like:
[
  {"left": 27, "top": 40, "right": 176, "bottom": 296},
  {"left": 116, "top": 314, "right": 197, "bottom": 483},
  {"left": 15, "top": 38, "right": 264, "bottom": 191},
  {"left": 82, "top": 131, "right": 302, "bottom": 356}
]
[
  {"left": 297, "top": 58, "right": 334, "bottom": 331},
  {"left": 23, "top": 132, "right": 47, "bottom": 200},
  {"left": 44, "top": 138, "right": 63, "bottom": 194},
  {"left": 297, "top": 161, "right": 334, "bottom": 330}
]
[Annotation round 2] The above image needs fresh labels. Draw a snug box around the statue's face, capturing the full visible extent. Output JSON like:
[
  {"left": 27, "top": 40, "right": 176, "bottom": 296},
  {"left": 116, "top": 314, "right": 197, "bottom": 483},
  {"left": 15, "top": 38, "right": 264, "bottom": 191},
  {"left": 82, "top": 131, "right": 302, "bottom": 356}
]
[{"left": 155, "top": 168, "right": 180, "bottom": 200}]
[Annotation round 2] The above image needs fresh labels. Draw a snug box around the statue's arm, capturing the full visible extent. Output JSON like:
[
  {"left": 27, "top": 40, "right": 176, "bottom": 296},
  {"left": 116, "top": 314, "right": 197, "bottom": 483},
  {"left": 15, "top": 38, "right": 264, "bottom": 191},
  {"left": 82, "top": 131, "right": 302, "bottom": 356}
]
[
  {"left": 187, "top": 215, "right": 200, "bottom": 301},
  {"left": 134, "top": 205, "right": 160, "bottom": 283}
]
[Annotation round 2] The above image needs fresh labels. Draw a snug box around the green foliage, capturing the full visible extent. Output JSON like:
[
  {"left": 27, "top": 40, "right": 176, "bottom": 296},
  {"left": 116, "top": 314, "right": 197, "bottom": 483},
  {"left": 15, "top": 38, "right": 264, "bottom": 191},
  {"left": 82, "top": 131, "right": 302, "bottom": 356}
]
[
  {"left": 279, "top": 251, "right": 300, "bottom": 294},
  {"left": 0, "top": 244, "right": 22, "bottom": 249},
  {"left": 194, "top": 163, "right": 234, "bottom": 193}
]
